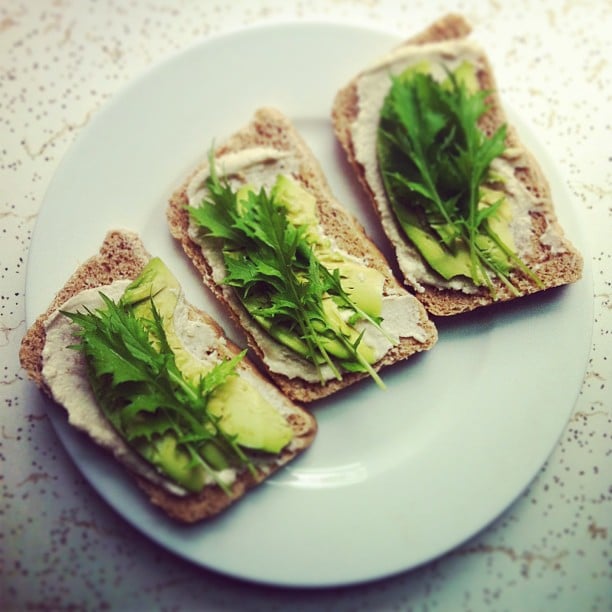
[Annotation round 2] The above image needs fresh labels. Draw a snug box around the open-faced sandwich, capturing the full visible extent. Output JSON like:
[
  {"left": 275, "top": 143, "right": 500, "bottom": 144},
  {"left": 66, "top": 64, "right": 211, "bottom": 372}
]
[
  {"left": 332, "top": 13, "right": 583, "bottom": 315},
  {"left": 19, "top": 230, "right": 317, "bottom": 523},
  {"left": 167, "top": 107, "right": 438, "bottom": 403}
]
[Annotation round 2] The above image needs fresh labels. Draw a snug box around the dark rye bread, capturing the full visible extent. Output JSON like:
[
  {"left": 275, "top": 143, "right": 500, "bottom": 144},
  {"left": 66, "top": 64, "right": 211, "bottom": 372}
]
[
  {"left": 332, "top": 13, "right": 583, "bottom": 316},
  {"left": 167, "top": 107, "right": 438, "bottom": 403},
  {"left": 19, "top": 229, "right": 317, "bottom": 523}
]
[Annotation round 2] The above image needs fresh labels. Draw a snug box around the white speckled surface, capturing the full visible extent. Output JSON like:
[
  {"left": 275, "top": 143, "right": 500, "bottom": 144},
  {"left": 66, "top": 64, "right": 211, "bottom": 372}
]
[{"left": 2, "top": 1, "right": 610, "bottom": 610}]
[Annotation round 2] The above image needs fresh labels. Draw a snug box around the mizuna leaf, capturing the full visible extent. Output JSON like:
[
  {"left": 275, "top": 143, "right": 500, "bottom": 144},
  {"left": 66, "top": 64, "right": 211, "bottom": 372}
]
[
  {"left": 377, "top": 66, "right": 542, "bottom": 295},
  {"left": 188, "top": 158, "right": 390, "bottom": 385},
  {"left": 65, "top": 296, "right": 251, "bottom": 493}
]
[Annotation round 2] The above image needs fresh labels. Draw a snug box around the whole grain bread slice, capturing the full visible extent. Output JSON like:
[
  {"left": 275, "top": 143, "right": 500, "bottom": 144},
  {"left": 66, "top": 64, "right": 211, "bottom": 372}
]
[
  {"left": 332, "top": 13, "right": 583, "bottom": 316},
  {"left": 167, "top": 107, "right": 438, "bottom": 403},
  {"left": 19, "top": 229, "right": 317, "bottom": 523}
]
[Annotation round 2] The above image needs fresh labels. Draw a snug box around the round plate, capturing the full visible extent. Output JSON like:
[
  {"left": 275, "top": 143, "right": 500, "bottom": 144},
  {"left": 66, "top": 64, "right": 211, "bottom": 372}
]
[{"left": 25, "top": 21, "right": 592, "bottom": 587}]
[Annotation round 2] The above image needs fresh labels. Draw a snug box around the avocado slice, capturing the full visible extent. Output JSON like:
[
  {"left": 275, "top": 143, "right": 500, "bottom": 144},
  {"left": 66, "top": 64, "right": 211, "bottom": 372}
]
[
  {"left": 270, "top": 175, "right": 384, "bottom": 322},
  {"left": 207, "top": 376, "right": 293, "bottom": 454},
  {"left": 271, "top": 174, "right": 318, "bottom": 227},
  {"left": 236, "top": 183, "right": 257, "bottom": 216},
  {"left": 121, "top": 257, "right": 180, "bottom": 307},
  {"left": 335, "top": 261, "right": 384, "bottom": 318},
  {"left": 405, "top": 223, "right": 473, "bottom": 281},
  {"left": 392, "top": 204, "right": 513, "bottom": 282},
  {"left": 136, "top": 434, "right": 208, "bottom": 492},
  {"left": 121, "top": 257, "right": 208, "bottom": 383},
  {"left": 252, "top": 313, "right": 316, "bottom": 361},
  {"left": 479, "top": 187, "right": 515, "bottom": 251},
  {"left": 449, "top": 60, "right": 478, "bottom": 93},
  {"left": 318, "top": 297, "right": 377, "bottom": 364}
]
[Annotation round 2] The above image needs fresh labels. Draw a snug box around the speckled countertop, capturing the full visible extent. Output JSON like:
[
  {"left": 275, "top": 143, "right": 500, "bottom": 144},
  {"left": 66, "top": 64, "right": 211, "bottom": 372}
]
[{"left": 1, "top": 1, "right": 610, "bottom": 610}]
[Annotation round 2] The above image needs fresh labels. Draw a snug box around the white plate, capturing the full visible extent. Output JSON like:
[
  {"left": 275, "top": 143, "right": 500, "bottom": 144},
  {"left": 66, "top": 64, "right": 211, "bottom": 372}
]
[{"left": 25, "top": 21, "right": 592, "bottom": 587}]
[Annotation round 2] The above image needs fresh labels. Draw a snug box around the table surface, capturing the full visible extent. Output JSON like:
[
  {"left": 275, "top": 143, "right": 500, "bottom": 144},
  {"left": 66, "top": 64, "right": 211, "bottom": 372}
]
[{"left": 2, "top": 1, "right": 610, "bottom": 610}]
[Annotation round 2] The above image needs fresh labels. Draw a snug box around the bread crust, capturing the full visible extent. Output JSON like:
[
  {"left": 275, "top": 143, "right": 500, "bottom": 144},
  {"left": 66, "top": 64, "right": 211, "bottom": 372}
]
[
  {"left": 331, "top": 14, "right": 583, "bottom": 316},
  {"left": 167, "top": 108, "right": 438, "bottom": 402},
  {"left": 19, "top": 229, "right": 317, "bottom": 523}
]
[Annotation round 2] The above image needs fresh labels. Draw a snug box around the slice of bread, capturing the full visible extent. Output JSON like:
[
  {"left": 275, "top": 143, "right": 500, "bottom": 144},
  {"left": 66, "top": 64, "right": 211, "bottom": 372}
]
[
  {"left": 167, "top": 107, "right": 438, "bottom": 403},
  {"left": 332, "top": 13, "right": 583, "bottom": 316},
  {"left": 19, "top": 229, "right": 317, "bottom": 523}
]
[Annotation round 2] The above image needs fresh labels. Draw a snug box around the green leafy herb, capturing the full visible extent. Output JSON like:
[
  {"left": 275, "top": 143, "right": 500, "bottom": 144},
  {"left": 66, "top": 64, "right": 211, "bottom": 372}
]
[
  {"left": 378, "top": 66, "right": 542, "bottom": 296},
  {"left": 63, "top": 294, "right": 252, "bottom": 494},
  {"left": 189, "top": 155, "right": 389, "bottom": 386}
]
